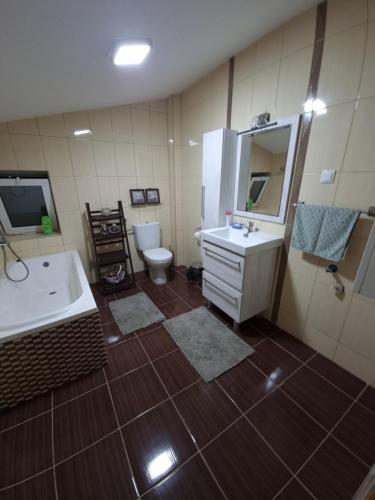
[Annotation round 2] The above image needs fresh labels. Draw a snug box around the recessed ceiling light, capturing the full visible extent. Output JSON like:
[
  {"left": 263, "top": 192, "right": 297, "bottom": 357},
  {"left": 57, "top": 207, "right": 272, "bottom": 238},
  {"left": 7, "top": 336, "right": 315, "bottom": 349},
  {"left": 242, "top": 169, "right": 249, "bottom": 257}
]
[
  {"left": 74, "top": 129, "right": 92, "bottom": 136},
  {"left": 112, "top": 39, "right": 152, "bottom": 66}
]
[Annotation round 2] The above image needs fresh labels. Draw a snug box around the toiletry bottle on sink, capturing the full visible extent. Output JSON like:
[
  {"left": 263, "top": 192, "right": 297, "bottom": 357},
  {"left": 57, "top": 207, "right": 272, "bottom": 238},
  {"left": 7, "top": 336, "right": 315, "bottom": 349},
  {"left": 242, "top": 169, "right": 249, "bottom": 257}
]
[{"left": 41, "top": 207, "right": 53, "bottom": 235}]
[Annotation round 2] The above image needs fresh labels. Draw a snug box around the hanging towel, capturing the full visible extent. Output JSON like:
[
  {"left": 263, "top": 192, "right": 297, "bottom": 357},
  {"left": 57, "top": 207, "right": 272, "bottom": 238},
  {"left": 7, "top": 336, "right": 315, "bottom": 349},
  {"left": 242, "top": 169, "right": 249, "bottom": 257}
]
[{"left": 292, "top": 204, "right": 360, "bottom": 262}]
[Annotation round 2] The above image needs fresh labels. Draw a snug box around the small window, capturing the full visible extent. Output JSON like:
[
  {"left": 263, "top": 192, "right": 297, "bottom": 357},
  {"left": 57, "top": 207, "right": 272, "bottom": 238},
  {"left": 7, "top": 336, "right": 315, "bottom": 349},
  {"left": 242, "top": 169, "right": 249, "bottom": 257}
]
[{"left": 0, "top": 172, "right": 58, "bottom": 235}]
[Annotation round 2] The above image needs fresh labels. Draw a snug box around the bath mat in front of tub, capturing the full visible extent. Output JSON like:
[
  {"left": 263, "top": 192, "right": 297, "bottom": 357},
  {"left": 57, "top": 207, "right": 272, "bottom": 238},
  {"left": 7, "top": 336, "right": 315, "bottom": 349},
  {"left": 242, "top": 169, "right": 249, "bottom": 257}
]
[
  {"left": 109, "top": 292, "right": 165, "bottom": 335},
  {"left": 163, "top": 306, "right": 254, "bottom": 382}
]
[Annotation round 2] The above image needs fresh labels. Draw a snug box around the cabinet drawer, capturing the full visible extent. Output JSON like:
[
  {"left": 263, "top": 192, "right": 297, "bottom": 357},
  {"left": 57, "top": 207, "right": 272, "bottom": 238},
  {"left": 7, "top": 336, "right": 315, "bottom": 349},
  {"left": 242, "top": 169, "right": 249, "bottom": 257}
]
[
  {"left": 202, "top": 271, "right": 242, "bottom": 322},
  {"left": 202, "top": 241, "right": 244, "bottom": 291}
]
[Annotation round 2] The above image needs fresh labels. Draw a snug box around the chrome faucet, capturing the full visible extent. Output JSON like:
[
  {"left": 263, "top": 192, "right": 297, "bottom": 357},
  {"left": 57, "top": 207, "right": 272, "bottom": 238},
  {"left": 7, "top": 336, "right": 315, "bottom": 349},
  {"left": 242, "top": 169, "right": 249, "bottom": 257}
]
[{"left": 243, "top": 221, "right": 255, "bottom": 237}]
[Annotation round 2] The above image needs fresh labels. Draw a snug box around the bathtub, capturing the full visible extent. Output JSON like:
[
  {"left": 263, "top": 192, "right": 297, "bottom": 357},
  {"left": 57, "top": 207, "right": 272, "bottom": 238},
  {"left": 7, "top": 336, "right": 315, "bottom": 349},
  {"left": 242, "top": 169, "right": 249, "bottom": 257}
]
[{"left": 0, "top": 250, "right": 106, "bottom": 410}]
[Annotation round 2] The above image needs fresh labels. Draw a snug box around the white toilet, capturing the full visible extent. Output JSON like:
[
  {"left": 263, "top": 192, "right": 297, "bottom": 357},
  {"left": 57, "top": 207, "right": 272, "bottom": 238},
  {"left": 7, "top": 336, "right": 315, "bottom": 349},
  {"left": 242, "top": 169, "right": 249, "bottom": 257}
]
[{"left": 133, "top": 221, "right": 173, "bottom": 285}]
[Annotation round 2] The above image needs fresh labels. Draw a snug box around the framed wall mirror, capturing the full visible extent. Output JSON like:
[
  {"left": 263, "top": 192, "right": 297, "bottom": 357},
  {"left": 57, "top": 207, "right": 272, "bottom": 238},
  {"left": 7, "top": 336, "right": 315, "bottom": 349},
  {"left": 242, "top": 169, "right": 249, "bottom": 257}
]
[{"left": 234, "top": 114, "right": 300, "bottom": 224}]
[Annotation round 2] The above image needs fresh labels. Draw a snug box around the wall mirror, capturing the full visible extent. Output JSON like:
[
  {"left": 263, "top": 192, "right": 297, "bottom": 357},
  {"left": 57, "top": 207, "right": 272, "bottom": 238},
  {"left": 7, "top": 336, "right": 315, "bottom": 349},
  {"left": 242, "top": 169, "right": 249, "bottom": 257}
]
[{"left": 234, "top": 115, "right": 300, "bottom": 224}]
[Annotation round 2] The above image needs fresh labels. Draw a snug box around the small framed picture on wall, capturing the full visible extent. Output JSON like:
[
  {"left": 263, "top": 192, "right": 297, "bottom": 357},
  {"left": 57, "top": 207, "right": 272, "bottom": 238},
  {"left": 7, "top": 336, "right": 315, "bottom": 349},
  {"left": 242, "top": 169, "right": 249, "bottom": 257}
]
[
  {"left": 130, "top": 189, "right": 146, "bottom": 206},
  {"left": 146, "top": 188, "right": 160, "bottom": 204}
]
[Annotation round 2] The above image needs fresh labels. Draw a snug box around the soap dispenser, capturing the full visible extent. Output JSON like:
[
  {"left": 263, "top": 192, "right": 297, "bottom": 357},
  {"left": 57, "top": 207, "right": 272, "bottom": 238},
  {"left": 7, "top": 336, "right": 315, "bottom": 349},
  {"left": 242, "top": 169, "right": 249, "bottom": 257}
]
[{"left": 41, "top": 206, "right": 53, "bottom": 235}]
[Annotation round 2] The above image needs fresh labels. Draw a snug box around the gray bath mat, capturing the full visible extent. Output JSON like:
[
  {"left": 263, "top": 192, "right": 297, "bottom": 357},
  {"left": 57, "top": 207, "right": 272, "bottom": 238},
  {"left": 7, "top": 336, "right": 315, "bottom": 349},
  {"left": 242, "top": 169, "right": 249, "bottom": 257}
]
[
  {"left": 163, "top": 306, "right": 254, "bottom": 382},
  {"left": 109, "top": 292, "right": 165, "bottom": 335}
]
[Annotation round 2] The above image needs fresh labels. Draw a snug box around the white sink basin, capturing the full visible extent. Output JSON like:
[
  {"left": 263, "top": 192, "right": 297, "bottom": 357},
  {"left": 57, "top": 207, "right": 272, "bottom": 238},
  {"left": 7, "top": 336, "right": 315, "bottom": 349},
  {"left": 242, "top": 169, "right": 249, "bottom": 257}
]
[{"left": 201, "top": 226, "right": 283, "bottom": 256}]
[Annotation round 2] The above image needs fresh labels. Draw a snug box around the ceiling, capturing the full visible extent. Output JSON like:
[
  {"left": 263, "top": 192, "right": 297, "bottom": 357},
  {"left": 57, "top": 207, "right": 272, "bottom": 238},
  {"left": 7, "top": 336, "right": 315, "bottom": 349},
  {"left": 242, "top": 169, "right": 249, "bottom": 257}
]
[{"left": 0, "top": 0, "right": 320, "bottom": 122}]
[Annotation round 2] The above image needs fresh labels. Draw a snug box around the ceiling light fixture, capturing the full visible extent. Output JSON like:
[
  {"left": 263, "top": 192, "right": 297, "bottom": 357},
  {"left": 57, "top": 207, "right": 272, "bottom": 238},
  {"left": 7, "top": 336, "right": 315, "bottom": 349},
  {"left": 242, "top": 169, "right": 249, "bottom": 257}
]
[
  {"left": 112, "top": 39, "right": 152, "bottom": 66},
  {"left": 73, "top": 129, "right": 92, "bottom": 136}
]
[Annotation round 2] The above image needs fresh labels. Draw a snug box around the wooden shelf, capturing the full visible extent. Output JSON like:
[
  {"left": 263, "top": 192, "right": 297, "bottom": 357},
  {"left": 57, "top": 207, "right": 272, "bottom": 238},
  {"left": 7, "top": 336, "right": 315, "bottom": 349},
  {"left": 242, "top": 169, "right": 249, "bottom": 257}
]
[{"left": 86, "top": 201, "right": 136, "bottom": 296}]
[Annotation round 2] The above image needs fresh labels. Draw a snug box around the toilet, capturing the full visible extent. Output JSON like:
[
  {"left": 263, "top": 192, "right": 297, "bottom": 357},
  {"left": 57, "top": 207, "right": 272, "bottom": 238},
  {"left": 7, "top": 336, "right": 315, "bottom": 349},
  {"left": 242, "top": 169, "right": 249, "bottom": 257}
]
[{"left": 133, "top": 221, "right": 173, "bottom": 285}]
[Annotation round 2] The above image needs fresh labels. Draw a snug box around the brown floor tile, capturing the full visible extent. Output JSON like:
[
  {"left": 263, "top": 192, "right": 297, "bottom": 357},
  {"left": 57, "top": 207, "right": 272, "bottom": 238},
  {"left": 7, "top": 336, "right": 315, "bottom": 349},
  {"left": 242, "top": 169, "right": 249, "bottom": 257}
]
[
  {"left": 134, "top": 270, "right": 150, "bottom": 283},
  {"left": 115, "top": 285, "right": 141, "bottom": 299},
  {"left": 143, "top": 454, "right": 225, "bottom": 499},
  {"left": 102, "top": 321, "right": 136, "bottom": 347},
  {"left": 98, "top": 305, "right": 114, "bottom": 324},
  {"left": 54, "top": 386, "right": 117, "bottom": 462},
  {"left": 136, "top": 321, "right": 164, "bottom": 336},
  {"left": 274, "top": 479, "right": 314, "bottom": 499},
  {"left": 298, "top": 437, "right": 368, "bottom": 500},
  {"left": 0, "top": 413, "right": 52, "bottom": 488},
  {"left": 146, "top": 287, "right": 179, "bottom": 306},
  {"left": 173, "top": 381, "right": 240, "bottom": 447},
  {"left": 182, "top": 290, "right": 208, "bottom": 309},
  {"left": 0, "top": 470, "right": 56, "bottom": 500},
  {"left": 250, "top": 339, "right": 301, "bottom": 384},
  {"left": 0, "top": 393, "right": 51, "bottom": 432},
  {"left": 93, "top": 292, "right": 116, "bottom": 307},
  {"left": 110, "top": 365, "right": 168, "bottom": 425},
  {"left": 105, "top": 338, "right": 149, "bottom": 380},
  {"left": 153, "top": 350, "right": 200, "bottom": 396},
  {"left": 248, "top": 389, "right": 326, "bottom": 471},
  {"left": 168, "top": 280, "right": 200, "bottom": 297},
  {"left": 122, "top": 401, "right": 196, "bottom": 493},
  {"left": 203, "top": 417, "right": 291, "bottom": 500},
  {"left": 139, "top": 280, "right": 166, "bottom": 293},
  {"left": 218, "top": 360, "right": 273, "bottom": 412},
  {"left": 234, "top": 320, "right": 266, "bottom": 346},
  {"left": 249, "top": 316, "right": 279, "bottom": 335},
  {"left": 359, "top": 385, "right": 375, "bottom": 413},
  {"left": 333, "top": 403, "right": 375, "bottom": 466},
  {"left": 308, "top": 354, "right": 366, "bottom": 398},
  {"left": 158, "top": 298, "right": 191, "bottom": 319},
  {"left": 271, "top": 329, "right": 315, "bottom": 362},
  {"left": 53, "top": 369, "right": 106, "bottom": 406},
  {"left": 56, "top": 432, "right": 136, "bottom": 500},
  {"left": 282, "top": 366, "right": 352, "bottom": 430},
  {"left": 138, "top": 326, "right": 177, "bottom": 360},
  {"left": 207, "top": 303, "right": 232, "bottom": 324}
]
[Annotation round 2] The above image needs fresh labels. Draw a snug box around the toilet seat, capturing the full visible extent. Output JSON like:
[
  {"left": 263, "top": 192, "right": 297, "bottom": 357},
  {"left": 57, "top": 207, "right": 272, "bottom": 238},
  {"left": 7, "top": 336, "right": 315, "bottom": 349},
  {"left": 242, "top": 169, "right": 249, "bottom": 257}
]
[{"left": 143, "top": 247, "right": 172, "bottom": 263}]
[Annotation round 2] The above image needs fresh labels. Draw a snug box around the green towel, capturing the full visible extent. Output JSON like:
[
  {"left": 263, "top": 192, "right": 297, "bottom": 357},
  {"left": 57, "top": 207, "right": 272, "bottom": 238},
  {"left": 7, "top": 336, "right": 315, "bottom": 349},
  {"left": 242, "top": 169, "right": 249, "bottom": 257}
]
[{"left": 292, "top": 204, "right": 360, "bottom": 262}]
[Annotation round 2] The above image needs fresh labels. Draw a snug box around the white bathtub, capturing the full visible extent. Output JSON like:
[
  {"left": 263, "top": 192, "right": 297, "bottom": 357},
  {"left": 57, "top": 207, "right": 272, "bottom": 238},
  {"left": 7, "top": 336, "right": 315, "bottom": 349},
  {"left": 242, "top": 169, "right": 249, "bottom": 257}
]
[{"left": 0, "top": 250, "right": 97, "bottom": 343}]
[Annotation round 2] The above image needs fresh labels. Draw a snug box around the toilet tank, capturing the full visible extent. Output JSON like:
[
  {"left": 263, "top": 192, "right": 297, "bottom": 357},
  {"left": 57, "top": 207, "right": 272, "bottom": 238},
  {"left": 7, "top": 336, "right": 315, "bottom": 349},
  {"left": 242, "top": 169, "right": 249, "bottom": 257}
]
[{"left": 133, "top": 222, "right": 161, "bottom": 251}]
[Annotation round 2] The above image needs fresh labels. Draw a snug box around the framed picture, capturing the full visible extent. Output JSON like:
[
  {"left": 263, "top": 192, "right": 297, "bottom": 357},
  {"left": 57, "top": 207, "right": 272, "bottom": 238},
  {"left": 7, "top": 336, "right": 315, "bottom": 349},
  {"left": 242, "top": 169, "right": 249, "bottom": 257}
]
[
  {"left": 146, "top": 188, "right": 160, "bottom": 204},
  {"left": 130, "top": 189, "right": 146, "bottom": 206}
]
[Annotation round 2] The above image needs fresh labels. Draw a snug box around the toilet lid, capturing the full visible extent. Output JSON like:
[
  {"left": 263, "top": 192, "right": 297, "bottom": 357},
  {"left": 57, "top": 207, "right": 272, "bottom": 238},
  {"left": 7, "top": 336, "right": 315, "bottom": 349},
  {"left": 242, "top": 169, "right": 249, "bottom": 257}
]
[{"left": 143, "top": 247, "right": 172, "bottom": 261}]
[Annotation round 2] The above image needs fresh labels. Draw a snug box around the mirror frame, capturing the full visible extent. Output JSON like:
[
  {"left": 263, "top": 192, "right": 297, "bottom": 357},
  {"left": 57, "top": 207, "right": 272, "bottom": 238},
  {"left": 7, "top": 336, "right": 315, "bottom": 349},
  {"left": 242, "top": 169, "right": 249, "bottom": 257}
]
[{"left": 233, "top": 114, "right": 301, "bottom": 224}]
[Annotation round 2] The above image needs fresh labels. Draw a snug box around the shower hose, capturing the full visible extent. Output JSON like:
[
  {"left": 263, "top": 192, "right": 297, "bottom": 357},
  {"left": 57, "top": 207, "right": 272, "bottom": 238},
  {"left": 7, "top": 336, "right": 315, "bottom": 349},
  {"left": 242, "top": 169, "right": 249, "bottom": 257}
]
[{"left": 1, "top": 243, "right": 29, "bottom": 282}]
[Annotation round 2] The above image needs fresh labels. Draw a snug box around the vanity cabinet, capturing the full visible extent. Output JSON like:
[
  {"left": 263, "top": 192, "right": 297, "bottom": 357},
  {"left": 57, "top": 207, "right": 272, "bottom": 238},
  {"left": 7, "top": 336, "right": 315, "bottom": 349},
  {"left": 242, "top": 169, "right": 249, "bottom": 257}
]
[{"left": 201, "top": 229, "right": 281, "bottom": 325}]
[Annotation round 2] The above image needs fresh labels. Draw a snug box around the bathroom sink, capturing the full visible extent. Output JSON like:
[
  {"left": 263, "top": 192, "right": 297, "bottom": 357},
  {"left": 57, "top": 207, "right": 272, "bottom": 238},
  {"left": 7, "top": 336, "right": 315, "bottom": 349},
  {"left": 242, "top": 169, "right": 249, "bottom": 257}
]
[{"left": 201, "top": 226, "right": 283, "bottom": 256}]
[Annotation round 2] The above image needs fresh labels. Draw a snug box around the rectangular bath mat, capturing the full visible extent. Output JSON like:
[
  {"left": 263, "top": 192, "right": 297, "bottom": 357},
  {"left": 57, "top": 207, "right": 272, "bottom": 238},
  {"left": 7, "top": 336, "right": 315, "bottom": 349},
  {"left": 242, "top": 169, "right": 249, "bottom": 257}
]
[
  {"left": 163, "top": 306, "right": 254, "bottom": 382},
  {"left": 109, "top": 292, "right": 165, "bottom": 335}
]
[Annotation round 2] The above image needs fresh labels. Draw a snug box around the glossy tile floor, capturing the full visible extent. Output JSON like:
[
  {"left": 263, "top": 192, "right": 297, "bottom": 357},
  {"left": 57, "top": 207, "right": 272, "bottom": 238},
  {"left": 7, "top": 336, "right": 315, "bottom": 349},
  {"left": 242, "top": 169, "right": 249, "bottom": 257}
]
[{"left": 1, "top": 266, "right": 375, "bottom": 499}]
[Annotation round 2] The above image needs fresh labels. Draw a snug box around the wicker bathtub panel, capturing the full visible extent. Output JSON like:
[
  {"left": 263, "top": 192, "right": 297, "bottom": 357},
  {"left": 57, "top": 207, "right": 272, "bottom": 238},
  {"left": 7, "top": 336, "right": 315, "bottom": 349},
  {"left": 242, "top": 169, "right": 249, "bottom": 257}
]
[{"left": 0, "top": 312, "right": 107, "bottom": 410}]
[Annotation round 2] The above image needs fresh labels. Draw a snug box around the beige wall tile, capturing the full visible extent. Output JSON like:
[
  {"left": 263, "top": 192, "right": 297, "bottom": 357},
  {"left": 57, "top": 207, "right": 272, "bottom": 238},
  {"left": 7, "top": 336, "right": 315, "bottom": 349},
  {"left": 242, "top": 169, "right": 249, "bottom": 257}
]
[
  {"left": 306, "top": 282, "right": 352, "bottom": 340},
  {"left": 150, "top": 112, "right": 167, "bottom": 146},
  {"left": 89, "top": 108, "right": 113, "bottom": 141},
  {"left": 58, "top": 210, "right": 86, "bottom": 246},
  {"left": 115, "top": 142, "right": 136, "bottom": 176},
  {"left": 211, "top": 91, "right": 228, "bottom": 130},
  {"left": 334, "top": 172, "right": 375, "bottom": 210},
  {"left": 234, "top": 45, "right": 256, "bottom": 83},
  {"left": 275, "top": 46, "right": 313, "bottom": 118},
  {"left": 251, "top": 63, "right": 280, "bottom": 118},
  {"left": 279, "top": 270, "right": 315, "bottom": 321},
  {"left": 92, "top": 140, "right": 116, "bottom": 176},
  {"left": 298, "top": 173, "right": 337, "bottom": 205},
  {"left": 0, "top": 134, "right": 18, "bottom": 170},
  {"left": 343, "top": 96, "right": 375, "bottom": 172},
  {"left": 340, "top": 295, "right": 375, "bottom": 359},
  {"left": 231, "top": 77, "right": 253, "bottom": 130},
  {"left": 155, "top": 177, "right": 170, "bottom": 204},
  {"left": 318, "top": 24, "right": 366, "bottom": 106},
  {"left": 98, "top": 177, "right": 120, "bottom": 208},
  {"left": 304, "top": 101, "right": 355, "bottom": 173},
  {"left": 359, "top": 21, "right": 375, "bottom": 98},
  {"left": 118, "top": 177, "right": 138, "bottom": 209},
  {"left": 277, "top": 309, "right": 305, "bottom": 337},
  {"left": 11, "top": 134, "right": 46, "bottom": 170},
  {"left": 135, "top": 144, "right": 153, "bottom": 177},
  {"left": 212, "top": 62, "right": 229, "bottom": 94},
  {"left": 132, "top": 109, "right": 151, "bottom": 144},
  {"left": 69, "top": 139, "right": 96, "bottom": 177},
  {"left": 75, "top": 176, "right": 101, "bottom": 212},
  {"left": 149, "top": 100, "right": 168, "bottom": 113},
  {"left": 326, "top": 0, "right": 367, "bottom": 37},
  {"left": 287, "top": 246, "right": 320, "bottom": 280},
  {"left": 111, "top": 106, "right": 133, "bottom": 142},
  {"left": 302, "top": 324, "right": 338, "bottom": 359},
  {"left": 37, "top": 234, "right": 64, "bottom": 248},
  {"left": 255, "top": 28, "right": 283, "bottom": 71},
  {"left": 152, "top": 146, "right": 169, "bottom": 177},
  {"left": 42, "top": 136, "right": 73, "bottom": 176},
  {"left": 37, "top": 114, "right": 66, "bottom": 137},
  {"left": 8, "top": 118, "right": 39, "bottom": 135},
  {"left": 64, "top": 111, "right": 90, "bottom": 137},
  {"left": 370, "top": 0, "right": 375, "bottom": 21},
  {"left": 282, "top": 8, "right": 316, "bottom": 57},
  {"left": 334, "top": 343, "right": 375, "bottom": 383},
  {"left": 50, "top": 177, "right": 79, "bottom": 212}
]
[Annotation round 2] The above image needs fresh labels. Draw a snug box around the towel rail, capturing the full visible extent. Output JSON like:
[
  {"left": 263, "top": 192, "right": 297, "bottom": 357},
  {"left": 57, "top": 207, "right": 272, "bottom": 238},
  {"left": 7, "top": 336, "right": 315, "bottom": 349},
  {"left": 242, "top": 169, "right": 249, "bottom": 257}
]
[{"left": 292, "top": 202, "right": 375, "bottom": 217}]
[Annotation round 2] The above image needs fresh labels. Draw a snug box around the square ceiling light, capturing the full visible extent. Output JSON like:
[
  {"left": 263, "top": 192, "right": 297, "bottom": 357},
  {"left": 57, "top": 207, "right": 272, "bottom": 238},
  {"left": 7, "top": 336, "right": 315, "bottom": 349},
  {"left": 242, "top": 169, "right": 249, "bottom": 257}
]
[{"left": 112, "top": 39, "right": 152, "bottom": 66}]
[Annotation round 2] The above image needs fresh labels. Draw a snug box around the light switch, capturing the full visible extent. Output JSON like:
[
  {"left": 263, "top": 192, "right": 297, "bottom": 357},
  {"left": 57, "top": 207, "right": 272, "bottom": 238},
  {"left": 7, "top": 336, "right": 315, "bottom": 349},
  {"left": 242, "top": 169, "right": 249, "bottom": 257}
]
[{"left": 320, "top": 169, "right": 336, "bottom": 184}]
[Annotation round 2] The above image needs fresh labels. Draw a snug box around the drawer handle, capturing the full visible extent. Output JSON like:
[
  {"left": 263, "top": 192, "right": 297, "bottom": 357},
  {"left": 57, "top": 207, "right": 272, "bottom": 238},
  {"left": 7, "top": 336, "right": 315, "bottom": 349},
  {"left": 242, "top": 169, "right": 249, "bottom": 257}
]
[
  {"left": 204, "top": 248, "right": 241, "bottom": 269},
  {"left": 204, "top": 278, "right": 238, "bottom": 303}
]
